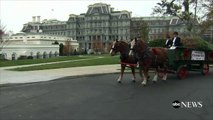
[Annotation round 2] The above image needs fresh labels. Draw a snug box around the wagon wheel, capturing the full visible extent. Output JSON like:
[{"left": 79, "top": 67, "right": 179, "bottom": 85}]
[
  {"left": 201, "top": 64, "right": 209, "bottom": 75},
  {"left": 177, "top": 65, "right": 188, "bottom": 80},
  {"left": 157, "top": 68, "right": 166, "bottom": 79}
]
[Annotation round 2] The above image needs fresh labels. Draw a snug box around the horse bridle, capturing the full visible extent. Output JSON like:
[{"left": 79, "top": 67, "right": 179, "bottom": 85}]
[
  {"left": 131, "top": 40, "right": 151, "bottom": 60},
  {"left": 111, "top": 41, "right": 131, "bottom": 56},
  {"left": 111, "top": 41, "right": 119, "bottom": 52}
]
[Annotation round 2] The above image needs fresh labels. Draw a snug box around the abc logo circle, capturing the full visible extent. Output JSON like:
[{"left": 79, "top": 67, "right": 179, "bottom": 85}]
[{"left": 172, "top": 100, "right": 181, "bottom": 108}]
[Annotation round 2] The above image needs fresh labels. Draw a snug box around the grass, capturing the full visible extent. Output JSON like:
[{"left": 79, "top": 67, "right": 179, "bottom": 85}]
[
  {"left": 9, "top": 55, "right": 120, "bottom": 71},
  {"left": 0, "top": 55, "right": 104, "bottom": 67}
]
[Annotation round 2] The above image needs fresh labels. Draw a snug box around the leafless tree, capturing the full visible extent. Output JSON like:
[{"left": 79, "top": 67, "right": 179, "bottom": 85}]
[
  {"left": 0, "top": 20, "right": 6, "bottom": 43},
  {"left": 199, "top": 0, "right": 213, "bottom": 33},
  {"left": 92, "top": 39, "right": 103, "bottom": 54},
  {"left": 152, "top": 0, "right": 208, "bottom": 33},
  {"left": 63, "top": 39, "right": 73, "bottom": 55}
]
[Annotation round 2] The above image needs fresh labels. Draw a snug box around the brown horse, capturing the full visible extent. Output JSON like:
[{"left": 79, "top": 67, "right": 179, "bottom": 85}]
[
  {"left": 129, "top": 39, "right": 168, "bottom": 85},
  {"left": 110, "top": 40, "right": 137, "bottom": 83}
]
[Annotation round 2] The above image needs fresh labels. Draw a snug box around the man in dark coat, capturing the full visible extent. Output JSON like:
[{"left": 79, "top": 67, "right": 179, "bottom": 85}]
[
  {"left": 165, "top": 34, "right": 172, "bottom": 48},
  {"left": 172, "top": 32, "right": 181, "bottom": 47}
]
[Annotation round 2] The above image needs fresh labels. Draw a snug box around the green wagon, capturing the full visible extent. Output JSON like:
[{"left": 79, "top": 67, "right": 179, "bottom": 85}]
[{"left": 167, "top": 47, "right": 213, "bottom": 79}]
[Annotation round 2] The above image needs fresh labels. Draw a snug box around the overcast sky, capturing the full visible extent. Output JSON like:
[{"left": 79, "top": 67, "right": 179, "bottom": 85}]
[{"left": 0, "top": 0, "right": 159, "bottom": 33}]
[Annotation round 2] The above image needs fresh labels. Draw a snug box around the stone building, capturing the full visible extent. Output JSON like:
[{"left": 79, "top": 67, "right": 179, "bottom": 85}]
[
  {"left": 22, "top": 3, "right": 131, "bottom": 52},
  {"left": 130, "top": 16, "right": 191, "bottom": 41},
  {"left": 21, "top": 2, "right": 211, "bottom": 51}
]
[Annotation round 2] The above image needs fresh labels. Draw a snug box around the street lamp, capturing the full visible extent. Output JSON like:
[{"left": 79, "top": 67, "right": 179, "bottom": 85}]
[{"left": 101, "top": 33, "right": 104, "bottom": 51}]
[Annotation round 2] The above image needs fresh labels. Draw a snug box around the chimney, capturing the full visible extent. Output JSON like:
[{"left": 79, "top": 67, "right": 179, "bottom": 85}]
[
  {"left": 32, "top": 16, "right": 36, "bottom": 22},
  {"left": 37, "top": 16, "right": 41, "bottom": 23}
]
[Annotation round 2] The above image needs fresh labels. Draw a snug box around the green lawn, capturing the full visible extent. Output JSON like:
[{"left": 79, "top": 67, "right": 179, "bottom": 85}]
[
  {"left": 0, "top": 55, "right": 103, "bottom": 67},
  {"left": 8, "top": 55, "right": 120, "bottom": 71}
]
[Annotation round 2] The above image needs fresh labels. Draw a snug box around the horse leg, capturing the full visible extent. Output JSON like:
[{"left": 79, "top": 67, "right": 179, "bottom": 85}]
[
  {"left": 130, "top": 66, "right": 136, "bottom": 83},
  {"left": 162, "top": 64, "right": 168, "bottom": 81},
  {"left": 162, "top": 73, "right": 168, "bottom": 81},
  {"left": 117, "top": 64, "right": 126, "bottom": 83},
  {"left": 162, "top": 68, "right": 168, "bottom": 81},
  {"left": 142, "top": 69, "right": 148, "bottom": 86},
  {"left": 152, "top": 69, "right": 158, "bottom": 83},
  {"left": 138, "top": 66, "right": 143, "bottom": 82}
]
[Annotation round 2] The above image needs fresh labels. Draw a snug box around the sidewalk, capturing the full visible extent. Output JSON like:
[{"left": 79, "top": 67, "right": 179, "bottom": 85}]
[{"left": 0, "top": 64, "right": 120, "bottom": 85}]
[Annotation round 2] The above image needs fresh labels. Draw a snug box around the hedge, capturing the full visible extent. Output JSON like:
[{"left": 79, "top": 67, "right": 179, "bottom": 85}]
[{"left": 148, "top": 37, "right": 213, "bottom": 50}]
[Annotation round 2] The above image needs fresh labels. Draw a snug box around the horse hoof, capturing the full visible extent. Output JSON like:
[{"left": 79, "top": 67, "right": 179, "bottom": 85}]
[
  {"left": 118, "top": 81, "right": 122, "bottom": 83},
  {"left": 153, "top": 81, "right": 157, "bottom": 84},
  {"left": 132, "top": 80, "right": 136, "bottom": 83},
  {"left": 141, "top": 83, "right": 146, "bottom": 86}
]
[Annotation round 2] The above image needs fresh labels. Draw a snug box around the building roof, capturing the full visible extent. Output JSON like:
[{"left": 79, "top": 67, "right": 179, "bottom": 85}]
[
  {"left": 87, "top": 3, "right": 111, "bottom": 15},
  {"left": 41, "top": 19, "right": 66, "bottom": 25},
  {"left": 132, "top": 16, "right": 173, "bottom": 21}
]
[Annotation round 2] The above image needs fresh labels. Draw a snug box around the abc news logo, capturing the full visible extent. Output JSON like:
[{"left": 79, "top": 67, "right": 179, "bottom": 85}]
[{"left": 172, "top": 100, "right": 203, "bottom": 108}]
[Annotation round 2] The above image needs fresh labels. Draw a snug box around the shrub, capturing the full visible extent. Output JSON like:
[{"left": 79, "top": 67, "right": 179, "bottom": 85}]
[
  {"left": 148, "top": 39, "right": 166, "bottom": 47},
  {"left": 27, "top": 56, "right": 33, "bottom": 59},
  {"left": 182, "top": 37, "right": 213, "bottom": 50},
  {"left": 148, "top": 37, "right": 213, "bottom": 50},
  {"left": 18, "top": 55, "right": 28, "bottom": 60}
]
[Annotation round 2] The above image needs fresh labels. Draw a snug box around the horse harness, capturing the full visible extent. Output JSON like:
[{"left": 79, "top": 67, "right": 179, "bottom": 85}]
[
  {"left": 120, "top": 53, "right": 129, "bottom": 61},
  {"left": 134, "top": 43, "right": 159, "bottom": 66}
]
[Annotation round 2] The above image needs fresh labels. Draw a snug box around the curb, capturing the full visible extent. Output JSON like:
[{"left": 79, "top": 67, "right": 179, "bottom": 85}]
[{"left": 0, "top": 72, "right": 121, "bottom": 87}]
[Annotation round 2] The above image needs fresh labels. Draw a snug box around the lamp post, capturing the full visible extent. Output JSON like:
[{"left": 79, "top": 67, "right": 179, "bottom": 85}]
[{"left": 101, "top": 33, "right": 104, "bottom": 52}]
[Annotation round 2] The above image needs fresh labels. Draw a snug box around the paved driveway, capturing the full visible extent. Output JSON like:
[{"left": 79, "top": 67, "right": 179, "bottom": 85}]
[{"left": 0, "top": 71, "right": 213, "bottom": 120}]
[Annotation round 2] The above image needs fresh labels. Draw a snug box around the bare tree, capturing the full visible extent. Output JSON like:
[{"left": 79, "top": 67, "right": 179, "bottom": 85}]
[
  {"left": 92, "top": 39, "right": 103, "bottom": 54},
  {"left": 0, "top": 21, "right": 13, "bottom": 52},
  {"left": 199, "top": 0, "right": 213, "bottom": 33},
  {"left": 0, "top": 20, "right": 6, "bottom": 43},
  {"left": 140, "top": 20, "right": 150, "bottom": 42},
  {"left": 63, "top": 39, "right": 73, "bottom": 55},
  {"left": 152, "top": 0, "right": 205, "bottom": 33}
]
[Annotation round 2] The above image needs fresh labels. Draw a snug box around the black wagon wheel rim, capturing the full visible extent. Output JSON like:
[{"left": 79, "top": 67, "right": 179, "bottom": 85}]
[
  {"left": 202, "top": 64, "right": 209, "bottom": 75},
  {"left": 178, "top": 67, "right": 187, "bottom": 79}
]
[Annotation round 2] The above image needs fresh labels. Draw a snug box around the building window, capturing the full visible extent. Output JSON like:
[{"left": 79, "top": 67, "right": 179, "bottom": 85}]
[{"left": 158, "top": 29, "right": 160, "bottom": 33}]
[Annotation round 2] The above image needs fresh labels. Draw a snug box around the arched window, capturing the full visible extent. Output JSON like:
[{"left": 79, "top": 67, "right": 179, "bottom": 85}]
[
  {"left": 36, "top": 52, "right": 40, "bottom": 59},
  {"left": 49, "top": 51, "right": 52, "bottom": 58},
  {"left": 30, "top": 52, "right": 34, "bottom": 59},
  {"left": 43, "top": 52, "right": 47, "bottom": 58},
  {"left": 55, "top": 51, "right": 58, "bottom": 57},
  {"left": 30, "top": 52, "right": 33, "bottom": 56},
  {"left": 12, "top": 52, "right": 16, "bottom": 60},
  {"left": 1, "top": 53, "right": 7, "bottom": 60}
]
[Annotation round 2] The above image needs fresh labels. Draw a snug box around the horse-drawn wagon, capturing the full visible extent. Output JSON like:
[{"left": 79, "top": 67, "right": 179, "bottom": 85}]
[
  {"left": 127, "top": 38, "right": 213, "bottom": 85},
  {"left": 167, "top": 47, "right": 213, "bottom": 79},
  {"left": 110, "top": 39, "right": 213, "bottom": 85}
]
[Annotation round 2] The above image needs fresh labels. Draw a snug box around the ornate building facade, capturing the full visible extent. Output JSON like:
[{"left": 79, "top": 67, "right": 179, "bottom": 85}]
[
  {"left": 22, "top": 3, "right": 131, "bottom": 51},
  {"left": 22, "top": 3, "right": 204, "bottom": 51},
  {"left": 66, "top": 3, "right": 131, "bottom": 51}
]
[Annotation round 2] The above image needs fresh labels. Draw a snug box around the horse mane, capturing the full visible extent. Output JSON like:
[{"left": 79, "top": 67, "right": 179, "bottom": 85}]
[
  {"left": 118, "top": 40, "right": 129, "bottom": 49},
  {"left": 136, "top": 39, "right": 148, "bottom": 53},
  {"left": 118, "top": 40, "right": 128, "bottom": 45}
]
